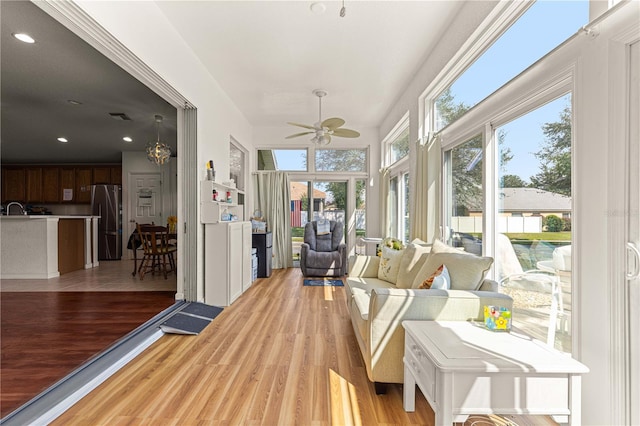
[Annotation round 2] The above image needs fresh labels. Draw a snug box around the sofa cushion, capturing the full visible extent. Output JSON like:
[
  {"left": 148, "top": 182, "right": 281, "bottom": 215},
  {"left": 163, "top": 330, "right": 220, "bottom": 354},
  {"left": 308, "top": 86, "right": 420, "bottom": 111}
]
[
  {"left": 395, "top": 243, "right": 431, "bottom": 289},
  {"left": 432, "top": 238, "right": 464, "bottom": 254},
  {"left": 316, "top": 232, "right": 333, "bottom": 252},
  {"left": 418, "top": 264, "right": 450, "bottom": 289},
  {"left": 377, "top": 246, "right": 404, "bottom": 284},
  {"left": 412, "top": 252, "right": 493, "bottom": 291},
  {"left": 346, "top": 276, "right": 396, "bottom": 300}
]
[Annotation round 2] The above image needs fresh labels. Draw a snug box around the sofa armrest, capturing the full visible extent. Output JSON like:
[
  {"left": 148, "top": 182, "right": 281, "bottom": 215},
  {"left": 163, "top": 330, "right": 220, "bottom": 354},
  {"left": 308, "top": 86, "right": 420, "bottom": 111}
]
[
  {"left": 479, "top": 279, "right": 499, "bottom": 292},
  {"left": 348, "top": 255, "right": 380, "bottom": 277}
]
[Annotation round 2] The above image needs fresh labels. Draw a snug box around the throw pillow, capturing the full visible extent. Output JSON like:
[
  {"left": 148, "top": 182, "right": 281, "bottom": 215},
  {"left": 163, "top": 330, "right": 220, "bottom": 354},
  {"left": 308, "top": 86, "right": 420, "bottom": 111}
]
[
  {"left": 377, "top": 245, "right": 404, "bottom": 284},
  {"left": 395, "top": 243, "right": 431, "bottom": 289},
  {"left": 411, "top": 252, "right": 493, "bottom": 291},
  {"left": 432, "top": 238, "right": 466, "bottom": 254},
  {"left": 418, "top": 264, "right": 450, "bottom": 289}
]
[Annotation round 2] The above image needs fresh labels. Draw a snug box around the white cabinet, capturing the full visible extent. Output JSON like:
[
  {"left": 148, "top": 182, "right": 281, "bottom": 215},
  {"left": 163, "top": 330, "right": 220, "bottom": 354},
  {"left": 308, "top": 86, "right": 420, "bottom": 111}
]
[
  {"left": 200, "top": 180, "right": 245, "bottom": 224},
  {"left": 204, "top": 221, "right": 252, "bottom": 307}
]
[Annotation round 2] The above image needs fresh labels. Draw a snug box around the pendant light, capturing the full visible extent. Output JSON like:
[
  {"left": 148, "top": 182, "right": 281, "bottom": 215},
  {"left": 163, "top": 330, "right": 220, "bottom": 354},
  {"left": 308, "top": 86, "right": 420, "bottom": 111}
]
[{"left": 146, "top": 114, "right": 171, "bottom": 165}]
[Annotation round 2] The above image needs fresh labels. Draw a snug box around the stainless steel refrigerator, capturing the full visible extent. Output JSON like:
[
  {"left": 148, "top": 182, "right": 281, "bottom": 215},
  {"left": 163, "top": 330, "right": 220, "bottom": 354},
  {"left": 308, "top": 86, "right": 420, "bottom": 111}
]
[{"left": 91, "top": 184, "right": 122, "bottom": 260}]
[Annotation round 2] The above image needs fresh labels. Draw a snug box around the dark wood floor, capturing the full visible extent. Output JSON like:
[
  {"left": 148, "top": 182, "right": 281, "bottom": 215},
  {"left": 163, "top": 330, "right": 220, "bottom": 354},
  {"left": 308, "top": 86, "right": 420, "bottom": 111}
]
[{"left": 0, "top": 291, "right": 176, "bottom": 417}]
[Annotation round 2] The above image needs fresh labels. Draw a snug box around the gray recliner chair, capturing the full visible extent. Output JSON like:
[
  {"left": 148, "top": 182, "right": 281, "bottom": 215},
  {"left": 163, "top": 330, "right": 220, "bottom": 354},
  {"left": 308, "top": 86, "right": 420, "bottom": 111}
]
[{"left": 300, "top": 220, "right": 347, "bottom": 277}]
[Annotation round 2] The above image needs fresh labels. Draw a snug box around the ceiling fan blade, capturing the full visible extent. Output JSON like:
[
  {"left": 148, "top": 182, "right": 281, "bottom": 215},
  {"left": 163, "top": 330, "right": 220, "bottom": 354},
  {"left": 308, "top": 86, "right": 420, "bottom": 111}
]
[
  {"left": 287, "top": 122, "right": 317, "bottom": 130},
  {"left": 332, "top": 128, "right": 360, "bottom": 138},
  {"left": 321, "top": 117, "right": 345, "bottom": 130},
  {"left": 286, "top": 131, "right": 315, "bottom": 139}
]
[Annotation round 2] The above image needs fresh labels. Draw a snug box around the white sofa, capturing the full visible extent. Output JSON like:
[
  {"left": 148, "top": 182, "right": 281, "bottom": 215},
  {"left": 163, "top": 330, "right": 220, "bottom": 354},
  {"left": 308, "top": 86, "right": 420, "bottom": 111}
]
[{"left": 345, "top": 240, "right": 514, "bottom": 389}]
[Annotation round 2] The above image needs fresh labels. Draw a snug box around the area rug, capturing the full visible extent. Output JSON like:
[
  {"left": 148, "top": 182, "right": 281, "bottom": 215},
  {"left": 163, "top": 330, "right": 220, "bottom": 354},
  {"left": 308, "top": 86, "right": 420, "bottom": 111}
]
[{"left": 303, "top": 279, "right": 344, "bottom": 287}]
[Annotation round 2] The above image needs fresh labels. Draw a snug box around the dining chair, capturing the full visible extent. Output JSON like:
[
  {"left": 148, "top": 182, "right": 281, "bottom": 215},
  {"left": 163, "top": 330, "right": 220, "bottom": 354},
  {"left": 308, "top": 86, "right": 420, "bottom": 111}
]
[{"left": 136, "top": 223, "right": 177, "bottom": 280}]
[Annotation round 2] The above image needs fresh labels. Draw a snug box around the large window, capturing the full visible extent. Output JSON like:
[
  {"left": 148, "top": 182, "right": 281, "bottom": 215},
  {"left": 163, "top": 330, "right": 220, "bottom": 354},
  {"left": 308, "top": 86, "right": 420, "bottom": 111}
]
[
  {"left": 257, "top": 149, "right": 307, "bottom": 171},
  {"left": 433, "top": 1, "right": 588, "bottom": 131},
  {"left": 384, "top": 114, "right": 410, "bottom": 166},
  {"left": 496, "top": 95, "right": 572, "bottom": 352},
  {"left": 445, "top": 135, "right": 483, "bottom": 254},
  {"left": 315, "top": 149, "right": 366, "bottom": 172}
]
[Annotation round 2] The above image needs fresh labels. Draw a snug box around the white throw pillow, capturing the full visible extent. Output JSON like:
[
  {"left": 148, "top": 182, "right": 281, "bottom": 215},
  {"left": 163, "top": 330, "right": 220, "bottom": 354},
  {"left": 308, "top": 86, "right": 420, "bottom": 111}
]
[
  {"left": 412, "top": 251, "right": 493, "bottom": 291},
  {"left": 418, "top": 264, "right": 450, "bottom": 289},
  {"left": 396, "top": 243, "right": 431, "bottom": 289},
  {"left": 377, "top": 246, "right": 404, "bottom": 284}
]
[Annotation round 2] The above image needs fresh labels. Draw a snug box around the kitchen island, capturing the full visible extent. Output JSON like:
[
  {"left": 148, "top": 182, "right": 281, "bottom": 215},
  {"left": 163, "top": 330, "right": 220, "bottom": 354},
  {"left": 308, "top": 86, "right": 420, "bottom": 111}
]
[{"left": 0, "top": 215, "right": 99, "bottom": 279}]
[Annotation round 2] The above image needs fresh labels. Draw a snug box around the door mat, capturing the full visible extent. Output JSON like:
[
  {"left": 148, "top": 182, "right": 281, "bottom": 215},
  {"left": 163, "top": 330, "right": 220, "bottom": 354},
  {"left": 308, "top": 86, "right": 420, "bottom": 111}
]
[
  {"left": 303, "top": 279, "right": 344, "bottom": 287},
  {"left": 160, "top": 302, "right": 223, "bottom": 335}
]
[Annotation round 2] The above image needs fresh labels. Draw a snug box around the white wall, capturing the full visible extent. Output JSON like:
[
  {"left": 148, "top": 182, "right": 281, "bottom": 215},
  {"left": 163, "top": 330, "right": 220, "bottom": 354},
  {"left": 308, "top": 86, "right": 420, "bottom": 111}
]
[{"left": 75, "top": 1, "right": 254, "bottom": 302}]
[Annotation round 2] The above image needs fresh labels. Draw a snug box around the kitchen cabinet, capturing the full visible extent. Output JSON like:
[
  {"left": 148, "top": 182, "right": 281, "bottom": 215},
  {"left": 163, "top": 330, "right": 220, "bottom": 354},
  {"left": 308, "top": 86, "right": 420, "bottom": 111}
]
[
  {"left": 92, "top": 167, "right": 111, "bottom": 184},
  {"left": 110, "top": 166, "right": 122, "bottom": 185},
  {"left": 42, "top": 167, "right": 60, "bottom": 203},
  {"left": 76, "top": 167, "right": 92, "bottom": 203},
  {"left": 2, "top": 168, "right": 26, "bottom": 203},
  {"left": 60, "top": 168, "right": 75, "bottom": 203},
  {"left": 25, "top": 167, "right": 43, "bottom": 203},
  {"left": 1, "top": 164, "right": 121, "bottom": 204}
]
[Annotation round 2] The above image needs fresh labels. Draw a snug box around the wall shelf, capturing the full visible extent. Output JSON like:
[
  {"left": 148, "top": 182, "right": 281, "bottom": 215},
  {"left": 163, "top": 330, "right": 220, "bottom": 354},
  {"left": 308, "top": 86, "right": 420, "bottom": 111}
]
[{"left": 200, "top": 180, "right": 245, "bottom": 223}]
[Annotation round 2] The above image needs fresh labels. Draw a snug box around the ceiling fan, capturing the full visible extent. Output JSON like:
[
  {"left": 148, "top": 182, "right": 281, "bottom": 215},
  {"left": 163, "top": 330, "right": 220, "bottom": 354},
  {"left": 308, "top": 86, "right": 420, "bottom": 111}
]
[{"left": 286, "top": 89, "right": 360, "bottom": 145}]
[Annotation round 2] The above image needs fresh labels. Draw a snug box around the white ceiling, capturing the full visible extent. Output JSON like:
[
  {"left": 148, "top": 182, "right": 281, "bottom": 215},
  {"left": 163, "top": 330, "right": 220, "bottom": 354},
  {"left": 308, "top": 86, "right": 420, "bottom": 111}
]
[
  {"left": 1, "top": 1, "right": 468, "bottom": 164},
  {"left": 156, "top": 1, "right": 465, "bottom": 128}
]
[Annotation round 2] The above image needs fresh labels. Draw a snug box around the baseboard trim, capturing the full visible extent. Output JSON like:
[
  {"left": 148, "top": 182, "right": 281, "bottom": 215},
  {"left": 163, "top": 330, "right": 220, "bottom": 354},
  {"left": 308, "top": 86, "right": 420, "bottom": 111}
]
[{"left": 1, "top": 300, "right": 188, "bottom": 426}]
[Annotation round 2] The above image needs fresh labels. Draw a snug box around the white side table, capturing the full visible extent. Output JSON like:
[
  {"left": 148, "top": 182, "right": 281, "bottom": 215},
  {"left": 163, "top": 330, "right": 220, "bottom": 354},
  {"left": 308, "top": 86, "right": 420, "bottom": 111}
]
[{"left": 402, "top": 321, "right": 589, "bottom": 425}]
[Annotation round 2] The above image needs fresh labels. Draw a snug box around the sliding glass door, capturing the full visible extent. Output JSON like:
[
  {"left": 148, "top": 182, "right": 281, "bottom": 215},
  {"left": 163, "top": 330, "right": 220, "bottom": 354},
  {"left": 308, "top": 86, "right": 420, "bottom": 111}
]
[{"left": 290, "top": 180, "right": 348, "bottom": 265}]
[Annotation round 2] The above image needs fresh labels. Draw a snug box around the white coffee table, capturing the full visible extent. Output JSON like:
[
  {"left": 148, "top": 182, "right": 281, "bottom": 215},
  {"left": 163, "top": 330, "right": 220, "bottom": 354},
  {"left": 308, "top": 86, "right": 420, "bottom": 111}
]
[{"left": 402, "top": 321, "right": 589, "bottom": 425}]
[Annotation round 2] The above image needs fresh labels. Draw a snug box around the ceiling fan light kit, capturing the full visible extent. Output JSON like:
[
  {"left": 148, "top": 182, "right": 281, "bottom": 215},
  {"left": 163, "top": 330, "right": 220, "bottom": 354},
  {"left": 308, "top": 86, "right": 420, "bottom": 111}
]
[{"left": 286, "top": 89, "right": 360, "bottom": 145}]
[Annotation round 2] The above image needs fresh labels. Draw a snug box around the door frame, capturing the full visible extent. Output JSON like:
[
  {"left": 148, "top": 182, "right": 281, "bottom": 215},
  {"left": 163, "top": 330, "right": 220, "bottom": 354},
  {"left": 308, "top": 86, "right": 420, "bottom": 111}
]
[{"left": 36, "top": 1, "right": 198, "bottom": 301}]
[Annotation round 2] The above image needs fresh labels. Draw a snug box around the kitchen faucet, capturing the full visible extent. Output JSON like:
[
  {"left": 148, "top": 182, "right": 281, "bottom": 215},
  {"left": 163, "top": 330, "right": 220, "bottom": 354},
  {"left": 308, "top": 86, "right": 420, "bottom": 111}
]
[{"left": 6, "top": 202, "right": 26, "bottom": 215}]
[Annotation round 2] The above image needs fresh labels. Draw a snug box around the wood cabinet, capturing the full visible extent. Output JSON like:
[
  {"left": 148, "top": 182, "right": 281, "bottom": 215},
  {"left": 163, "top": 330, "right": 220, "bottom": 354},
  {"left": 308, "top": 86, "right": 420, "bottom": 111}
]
[
  {"left": 2, "top": 168, "right": 26, "bottom": 203},
  {"left": 60, "top": 168, "right": 76, "bottom": 203},
  {"left": 92, "top": 167, "right": 111, "bottom": 184},
  {"left": 42, "top": 167, "right": 60, "bottom": 203},
  {"left": 204, "top": 221, "right": 252, "bottom": 306},
  {"left": 75, "top": 167, "right": 92, "bottom": 203},
  {"left": 1, "top": 164, "right": 121, "bottom": 204},
  {"left": 25, "top": 167, "right": 43, "bottom": 202}
]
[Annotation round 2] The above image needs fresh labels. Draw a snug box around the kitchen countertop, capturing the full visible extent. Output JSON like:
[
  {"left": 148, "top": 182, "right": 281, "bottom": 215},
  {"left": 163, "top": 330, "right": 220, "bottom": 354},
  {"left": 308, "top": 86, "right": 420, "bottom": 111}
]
[{"left": 0, "top": 215, "right": 99, "bottom": 219}]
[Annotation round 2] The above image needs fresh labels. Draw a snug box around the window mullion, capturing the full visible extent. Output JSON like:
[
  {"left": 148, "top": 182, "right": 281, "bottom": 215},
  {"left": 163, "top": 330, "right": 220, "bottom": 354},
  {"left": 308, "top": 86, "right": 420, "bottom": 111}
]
[{"left": 483, "top": 123, "right": 497, "bottom": 277}]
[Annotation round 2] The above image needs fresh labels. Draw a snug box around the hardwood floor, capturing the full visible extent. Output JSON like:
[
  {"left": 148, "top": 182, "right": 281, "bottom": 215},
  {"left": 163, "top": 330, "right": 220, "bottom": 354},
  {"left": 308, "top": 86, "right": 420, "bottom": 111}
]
[
  {"left": 0, "top": 260, "right": 177, "bottom": 417},
  {"left": 51, "top": 268, "right": 554, "bottom": 426}
]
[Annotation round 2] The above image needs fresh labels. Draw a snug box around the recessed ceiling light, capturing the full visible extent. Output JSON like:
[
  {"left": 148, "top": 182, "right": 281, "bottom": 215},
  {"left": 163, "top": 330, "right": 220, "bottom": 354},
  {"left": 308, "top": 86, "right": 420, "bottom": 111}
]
[
  {"left": 123, "top": 136, "right": 133, "bottom": 142},
  {"left": 67, "top": 99, "right": 82, "bottom": 105},
  {"left": 13, "top": 33, "right": 35, "bottom": 44},
  {"left": 310, "top": 2, "right": 326, "bottom": 14},
  {"left": 57, "top": 137, "right": 68, "bottom": 143}
]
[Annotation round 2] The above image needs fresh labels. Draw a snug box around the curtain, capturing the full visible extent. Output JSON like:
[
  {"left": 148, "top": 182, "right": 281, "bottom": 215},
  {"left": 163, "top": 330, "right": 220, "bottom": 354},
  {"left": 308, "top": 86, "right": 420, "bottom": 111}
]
[
  {"left": 253, "top": 171, "right": 292, "bottom": 269},
  {"left": 410, "top": 134, "right": 441, "bottom": 243},
  {"left": 379, "top": 167, "right": 390, "bottom": 238}
]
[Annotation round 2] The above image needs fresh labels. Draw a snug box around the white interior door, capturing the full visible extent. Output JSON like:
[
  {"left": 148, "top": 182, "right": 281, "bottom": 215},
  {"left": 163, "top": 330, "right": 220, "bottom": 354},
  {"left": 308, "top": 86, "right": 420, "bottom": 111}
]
[
  {"left": 127, "top": 172, "right": 163, "bottom": 259},
  {"left": 627, "top": 40, "right": 640, "bottom": 426}
]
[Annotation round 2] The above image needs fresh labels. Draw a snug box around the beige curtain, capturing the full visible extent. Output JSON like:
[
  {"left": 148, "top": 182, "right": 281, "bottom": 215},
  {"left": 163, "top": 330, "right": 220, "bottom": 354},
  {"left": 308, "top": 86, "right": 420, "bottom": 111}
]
[
  {"left": 253, "top": 171, "right": 292, "bottom": 269},
  {"left": 379, "top": 167, "right": 391, "bottom": 238},
  {"left": 410, "top": 134, "right": 441, "bottom": 242}
]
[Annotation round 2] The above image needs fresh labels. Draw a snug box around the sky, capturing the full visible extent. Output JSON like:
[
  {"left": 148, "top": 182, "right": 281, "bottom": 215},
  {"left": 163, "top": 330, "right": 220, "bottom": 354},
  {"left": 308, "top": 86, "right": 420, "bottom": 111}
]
[
  {"left": 274, "top": 1, "right": 589, "bottom": 180},
  {"left": 450, "top": 0, "right": 588, "bottom": 181}
]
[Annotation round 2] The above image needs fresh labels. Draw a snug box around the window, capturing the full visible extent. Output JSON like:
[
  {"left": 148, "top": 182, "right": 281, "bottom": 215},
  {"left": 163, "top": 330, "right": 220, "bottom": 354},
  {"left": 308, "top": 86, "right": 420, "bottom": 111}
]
[
  {"left": 257, "top": 149, "right": 307, "bottom": 171},
  {"left": 384, "top": 113, "right": 410, "bottom": 166},
  {"left": 229, "top": 140, "right": 245, "bottom": 191},
  {"left": 445, "top": 135, "right": 483, "bottom": 254},
  {"left": 496, "top": 94, "right": 572, "bottom": 353},
  {"left": 389, "top": 127, "right": 410, "bottom": 165},
  {"left": 315, "top": 149, "right": 366, "bottom": 172},
  {"left": 433, "top": 1, "right": 588, "bottom": 131}
]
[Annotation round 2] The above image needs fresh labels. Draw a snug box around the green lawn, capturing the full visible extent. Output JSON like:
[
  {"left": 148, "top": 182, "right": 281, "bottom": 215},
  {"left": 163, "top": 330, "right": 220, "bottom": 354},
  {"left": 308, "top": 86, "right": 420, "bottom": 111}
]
[{"left": 506, "top": 232, "right": 571, "bottom": 242}]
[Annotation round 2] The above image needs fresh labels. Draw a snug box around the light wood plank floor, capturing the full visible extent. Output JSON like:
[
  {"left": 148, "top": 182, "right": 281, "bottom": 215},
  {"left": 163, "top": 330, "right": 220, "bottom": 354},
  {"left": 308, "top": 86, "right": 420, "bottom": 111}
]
[{"left": 53, "top": 268, "right": 555, "bottom": 426}]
